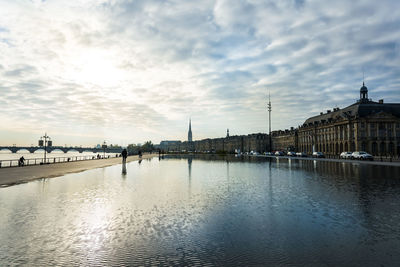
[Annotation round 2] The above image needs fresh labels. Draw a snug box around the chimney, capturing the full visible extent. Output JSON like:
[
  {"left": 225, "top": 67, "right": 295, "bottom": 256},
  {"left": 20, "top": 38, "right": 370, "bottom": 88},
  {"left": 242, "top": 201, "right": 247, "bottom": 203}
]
[{"left": 379, "top": 99, "right": 384, "bottom": 104}]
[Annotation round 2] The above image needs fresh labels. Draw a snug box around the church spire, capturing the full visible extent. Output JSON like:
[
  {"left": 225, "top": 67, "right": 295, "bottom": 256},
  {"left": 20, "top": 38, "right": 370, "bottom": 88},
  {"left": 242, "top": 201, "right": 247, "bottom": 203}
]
[{"left": 188, "top": 118, "right": 192, "bottom": 142}]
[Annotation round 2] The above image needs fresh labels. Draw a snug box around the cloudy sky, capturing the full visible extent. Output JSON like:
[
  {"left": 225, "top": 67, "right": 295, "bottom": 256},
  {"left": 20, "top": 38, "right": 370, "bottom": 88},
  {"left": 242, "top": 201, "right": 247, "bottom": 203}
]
[{"left": 1, "top": 0, "right": 399, "bottom": 146}]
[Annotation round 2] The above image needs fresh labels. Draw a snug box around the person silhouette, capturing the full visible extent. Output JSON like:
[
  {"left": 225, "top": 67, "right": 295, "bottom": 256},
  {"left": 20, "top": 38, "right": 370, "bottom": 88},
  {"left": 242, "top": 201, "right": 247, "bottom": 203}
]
[
  {"left": 122, "top": 149, "right": 128, "bottom": 163},
  {"left": 19, "top": 156, "right": 25, "bottom": 167}
]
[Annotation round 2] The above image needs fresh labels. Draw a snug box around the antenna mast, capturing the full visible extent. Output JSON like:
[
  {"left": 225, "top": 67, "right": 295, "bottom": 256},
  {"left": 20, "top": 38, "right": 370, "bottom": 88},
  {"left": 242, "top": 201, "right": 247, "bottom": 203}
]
[{"left": 268, "top": 92, "right": 272, "bottom": 152}]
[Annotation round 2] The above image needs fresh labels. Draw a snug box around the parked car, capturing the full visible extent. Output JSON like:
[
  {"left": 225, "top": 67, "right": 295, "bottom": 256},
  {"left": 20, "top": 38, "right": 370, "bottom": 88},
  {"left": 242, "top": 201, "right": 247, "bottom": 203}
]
[
  {"left": 312, "top": 152, "right": 325, "bottom": 158},
  {"left": 351, "top": 151, "right": 374, "bottom": 161},
  {"left": 296, "top": 152, "right": 307, "bottom": 157},
  {"left": 340, "top": 151, "right": 352, "bottom": 159},
  {"left": 287, "top": 151, "right": 296, "bottom": 157},
  {"left": 275, "top": 151, "right": 285, "bottom": 156},
  {"left": 264, "top": 152, "right": 273, "bottom": 156}
]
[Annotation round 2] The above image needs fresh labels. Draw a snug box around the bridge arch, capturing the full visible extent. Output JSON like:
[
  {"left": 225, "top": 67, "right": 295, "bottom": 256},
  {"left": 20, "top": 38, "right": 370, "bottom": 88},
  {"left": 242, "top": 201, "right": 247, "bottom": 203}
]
[
  {"left": 50, "top": 148, "right": 65, "bottom": 153},
  {"left": 15, "top": 148, "right": 31, "bottom": 153},
  {"left": 66, "top": 149, "right": 80, "bottom": 153},
  {"left": 0, "top": 148, "right": 12, "bottom": 153}
]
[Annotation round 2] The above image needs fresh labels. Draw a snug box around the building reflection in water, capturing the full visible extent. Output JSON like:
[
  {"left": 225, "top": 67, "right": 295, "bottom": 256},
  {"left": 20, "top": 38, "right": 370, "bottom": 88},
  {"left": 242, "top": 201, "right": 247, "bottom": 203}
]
[
  {"left": 159, "top": 154, "right": 400, "bottom": 235},
  {"left": 188, "top": 156, "right": 192, "bottom": 197}
]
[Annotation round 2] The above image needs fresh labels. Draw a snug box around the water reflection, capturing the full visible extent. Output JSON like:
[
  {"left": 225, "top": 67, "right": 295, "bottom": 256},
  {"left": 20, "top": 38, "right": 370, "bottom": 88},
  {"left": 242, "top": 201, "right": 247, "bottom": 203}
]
[
  {"left": 187, "top": 156, "right": 193, "bottom": 198},
  {"left": 0, "top": 155, "right": 399, "bottom": 266},
  {"left": 122, "top": 162, "right": 127, "bottom": 175}
]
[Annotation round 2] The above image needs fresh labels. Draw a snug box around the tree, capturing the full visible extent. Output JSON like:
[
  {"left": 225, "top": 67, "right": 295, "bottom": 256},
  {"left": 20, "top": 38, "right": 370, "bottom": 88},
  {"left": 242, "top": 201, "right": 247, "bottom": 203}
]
[
  {"left": 141, "top": 141, "right": 154, "bottom": 152},
  {"left": 127, "top": 141, "right": 154, "bottom": 155}
]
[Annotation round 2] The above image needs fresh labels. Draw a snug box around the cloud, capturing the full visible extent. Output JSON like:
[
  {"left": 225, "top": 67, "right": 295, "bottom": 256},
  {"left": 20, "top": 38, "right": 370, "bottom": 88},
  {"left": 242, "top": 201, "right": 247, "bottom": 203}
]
[
  {"left": 3, "top": 65, "right": 37, "bottom": 77},
  {"left": 0, "top": 0, "right": 399, "bottom": 146}
]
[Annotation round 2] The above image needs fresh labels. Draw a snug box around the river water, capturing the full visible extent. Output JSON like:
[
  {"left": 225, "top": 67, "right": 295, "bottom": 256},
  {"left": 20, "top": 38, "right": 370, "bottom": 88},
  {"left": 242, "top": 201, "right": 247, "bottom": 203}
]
[{"left": 0, "top": 155, "right": 399, "bottom": 266}]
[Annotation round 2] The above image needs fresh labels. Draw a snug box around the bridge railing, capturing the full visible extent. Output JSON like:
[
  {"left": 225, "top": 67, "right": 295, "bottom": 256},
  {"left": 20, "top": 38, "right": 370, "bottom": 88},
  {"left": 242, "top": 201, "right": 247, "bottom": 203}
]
[{"left": 0, "top": 155, "right": 118, "bottom": 168}]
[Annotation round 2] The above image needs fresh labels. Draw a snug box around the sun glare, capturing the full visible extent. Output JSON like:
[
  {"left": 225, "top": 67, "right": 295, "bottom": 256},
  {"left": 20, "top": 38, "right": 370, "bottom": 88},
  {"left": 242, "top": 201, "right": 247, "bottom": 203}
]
[{"left": 67, "top": 50, "right": 124, "bottom": 87}]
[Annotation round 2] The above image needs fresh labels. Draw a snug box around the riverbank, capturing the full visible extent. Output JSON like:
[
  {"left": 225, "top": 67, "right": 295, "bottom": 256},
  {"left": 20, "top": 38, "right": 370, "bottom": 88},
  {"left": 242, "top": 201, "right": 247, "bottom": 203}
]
[{"left": 0, "top": 154, "right": 156, "bottom": 187}]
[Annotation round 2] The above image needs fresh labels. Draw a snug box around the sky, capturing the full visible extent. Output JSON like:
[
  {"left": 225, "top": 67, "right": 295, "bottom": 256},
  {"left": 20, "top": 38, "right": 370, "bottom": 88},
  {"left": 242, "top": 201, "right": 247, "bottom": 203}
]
[{"left": 1, "top": 0, "right": 399, "bottom": 147}]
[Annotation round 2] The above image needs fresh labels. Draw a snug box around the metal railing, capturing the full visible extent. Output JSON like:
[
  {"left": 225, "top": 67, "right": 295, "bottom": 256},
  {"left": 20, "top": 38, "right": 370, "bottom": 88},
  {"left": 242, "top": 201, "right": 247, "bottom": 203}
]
[{"left": 0, "top": 155, "right": 117, "bottom": 168}]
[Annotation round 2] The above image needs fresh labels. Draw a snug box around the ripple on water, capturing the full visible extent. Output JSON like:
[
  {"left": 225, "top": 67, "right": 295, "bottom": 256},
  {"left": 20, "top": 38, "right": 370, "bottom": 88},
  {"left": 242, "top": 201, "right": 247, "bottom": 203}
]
[{"left": 0, "top": 156, "right": 400, "bottom": 266}]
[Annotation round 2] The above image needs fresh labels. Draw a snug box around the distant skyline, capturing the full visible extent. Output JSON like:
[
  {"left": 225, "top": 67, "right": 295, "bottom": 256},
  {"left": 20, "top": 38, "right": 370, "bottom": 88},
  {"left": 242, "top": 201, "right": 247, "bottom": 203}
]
[{"left": 1, "top": 0, "right": 400, "bottom": 146}]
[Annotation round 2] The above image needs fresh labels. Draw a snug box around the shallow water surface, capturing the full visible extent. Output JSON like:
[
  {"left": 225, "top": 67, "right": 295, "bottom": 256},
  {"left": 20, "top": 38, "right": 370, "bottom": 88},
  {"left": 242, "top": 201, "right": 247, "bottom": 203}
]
[{"left": 1, "top": 155, "right": 400, "bottom": 266}]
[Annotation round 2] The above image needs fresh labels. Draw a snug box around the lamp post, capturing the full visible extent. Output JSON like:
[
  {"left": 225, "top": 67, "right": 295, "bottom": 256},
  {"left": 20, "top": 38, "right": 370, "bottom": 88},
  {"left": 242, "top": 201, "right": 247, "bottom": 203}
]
[
  {"left": 39, "top": 133, "right": 52, "bottom": 164},
  {"left": 102, "top": 141, "right": 107, "bottom": 159}
]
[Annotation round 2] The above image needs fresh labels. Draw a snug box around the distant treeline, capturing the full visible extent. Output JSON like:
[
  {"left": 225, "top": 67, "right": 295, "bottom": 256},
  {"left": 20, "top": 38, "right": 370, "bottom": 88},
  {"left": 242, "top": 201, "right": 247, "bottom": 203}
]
[{"left": 127, "top": 141, "right": 154, "bottom": 155}]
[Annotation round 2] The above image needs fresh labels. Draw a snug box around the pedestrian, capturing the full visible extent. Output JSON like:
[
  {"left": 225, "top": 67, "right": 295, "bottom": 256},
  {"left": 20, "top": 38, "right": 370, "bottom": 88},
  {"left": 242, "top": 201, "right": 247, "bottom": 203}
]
[
  {"left": 19, "top": 156, "right": 25, "bottom": 167},
  {"left": 138, "top": 150, "right": 142, "bottom": 158},
  {"left": 122, "top": 149, "right": 128, "bottom": 163}
]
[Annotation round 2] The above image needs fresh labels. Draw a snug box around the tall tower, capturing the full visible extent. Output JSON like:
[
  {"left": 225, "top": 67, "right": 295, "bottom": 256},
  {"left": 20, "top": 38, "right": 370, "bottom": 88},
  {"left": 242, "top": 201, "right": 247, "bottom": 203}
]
[
  {"left": 188, "top": 119, "right": 193, "bottom": 142},
  {"left": 268, "top": 92, "right": 272, "bottom": 152},
  {"left": 226, "top": 128, "right": 229, "bottom": 138}
]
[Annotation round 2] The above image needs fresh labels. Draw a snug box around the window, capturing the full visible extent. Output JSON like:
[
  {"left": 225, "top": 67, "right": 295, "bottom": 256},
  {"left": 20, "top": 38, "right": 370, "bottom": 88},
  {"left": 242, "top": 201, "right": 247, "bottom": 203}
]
[
  {"left": 380, "top": 142, "right": 386, "bottom": 154},
  {"left": 389, "top": 143, "right": 394, "bottom": 155},
  {"left": 370, "top": 128, "right": 376, "bottom": 137},
  {"left": 372, "top": 142, "right": 377, "bottom": 154},
  {"left": 361, "top": 142, "right": 366, "bottom": 151},
  {"left": 379, "top": 127, "right": 386, "bottom": 138}
]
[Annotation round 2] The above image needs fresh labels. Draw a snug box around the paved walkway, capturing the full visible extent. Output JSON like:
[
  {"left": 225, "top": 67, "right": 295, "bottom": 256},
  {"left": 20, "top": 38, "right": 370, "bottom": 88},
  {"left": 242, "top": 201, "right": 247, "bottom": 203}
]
[{"left": 0, "top": 154, "right": 157, "bottom": 187}]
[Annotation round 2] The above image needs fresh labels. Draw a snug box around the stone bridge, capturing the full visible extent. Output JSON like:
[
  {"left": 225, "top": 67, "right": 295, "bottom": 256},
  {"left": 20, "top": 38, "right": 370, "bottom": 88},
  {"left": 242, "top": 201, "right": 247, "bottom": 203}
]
[{"left": 0, "top": 146, "right": 123, "bottom": 154}]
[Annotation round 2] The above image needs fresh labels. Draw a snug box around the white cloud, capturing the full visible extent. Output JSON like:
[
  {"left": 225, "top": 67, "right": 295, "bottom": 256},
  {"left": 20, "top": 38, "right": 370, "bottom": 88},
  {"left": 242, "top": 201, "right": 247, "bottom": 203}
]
[{"left": 0, "top": 0, "right": 399, "bottom": 146}]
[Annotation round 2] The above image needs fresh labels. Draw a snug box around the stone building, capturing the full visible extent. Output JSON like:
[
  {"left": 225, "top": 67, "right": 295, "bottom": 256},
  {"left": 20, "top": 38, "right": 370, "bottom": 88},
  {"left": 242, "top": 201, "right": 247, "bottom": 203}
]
[
  {"left": 190, "top": 133, "right": 269, "bottom": 153},
  {"left": 298, "top": 83, "right": 400, "bottom": 156},
  {"left": 158, "top": 140, "right": 182, "bottom": 151},
  {"left": 271, "top": 128, "right": 298, "bottom": 151},
  {"left": 158, "top": 133, "right": 270, "bottom": 154}
]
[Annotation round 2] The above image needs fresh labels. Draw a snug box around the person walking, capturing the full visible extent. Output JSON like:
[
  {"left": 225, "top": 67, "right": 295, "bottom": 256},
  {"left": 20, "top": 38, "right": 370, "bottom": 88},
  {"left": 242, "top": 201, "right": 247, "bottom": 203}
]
[
  {"left": 122, "top": 149, "right": 128, "bottom": 163},
  {"left": 19, "top": 156, "right": 25, "bottom": 167}
]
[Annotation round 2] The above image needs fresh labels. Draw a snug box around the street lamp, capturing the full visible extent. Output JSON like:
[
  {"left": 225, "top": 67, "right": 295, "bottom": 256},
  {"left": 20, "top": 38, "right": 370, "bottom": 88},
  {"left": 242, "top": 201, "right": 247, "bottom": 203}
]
[
  {"left": 102, "top": 141, "right": 107, "bottom": 159},
  {"left": 39, "top": 133, "right": 52, "bottom": 164}
]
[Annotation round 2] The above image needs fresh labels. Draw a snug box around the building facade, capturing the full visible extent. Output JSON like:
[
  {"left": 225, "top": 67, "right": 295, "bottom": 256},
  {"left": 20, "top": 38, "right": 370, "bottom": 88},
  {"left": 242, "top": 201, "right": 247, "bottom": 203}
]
[
  {"left": 297, "top": 83, "right": 400, "bottom": 156},
  {"left": 271, "top": 128, "right": 298, "bottom": 152},
  {"left": 157, "top": 133, "right": 270, "bottom": 153}
]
